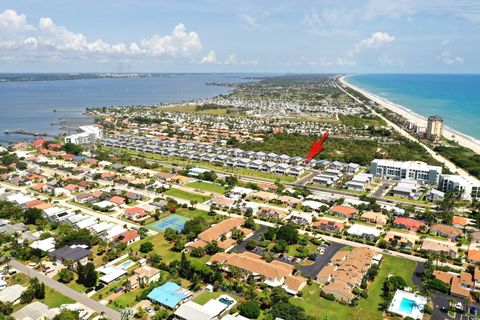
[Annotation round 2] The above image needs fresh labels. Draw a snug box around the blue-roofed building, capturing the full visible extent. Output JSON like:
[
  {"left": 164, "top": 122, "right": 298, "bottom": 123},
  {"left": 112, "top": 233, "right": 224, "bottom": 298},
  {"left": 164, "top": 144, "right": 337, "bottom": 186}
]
[
  {"left": 73, "top": 155, "right": 86, "bottom": 162},
  {"left": 147, "top": 282, "right": 192, "bottom": 309}
]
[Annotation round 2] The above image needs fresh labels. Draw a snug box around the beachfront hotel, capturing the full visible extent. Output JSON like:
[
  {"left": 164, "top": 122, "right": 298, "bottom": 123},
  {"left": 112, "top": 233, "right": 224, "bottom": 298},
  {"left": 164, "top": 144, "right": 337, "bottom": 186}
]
[
  {"left": 369, "top": 159, "right": 442, "bottom": 184},
  {"left": 426, "top": 115, "right": 444, "bottom": 141}
]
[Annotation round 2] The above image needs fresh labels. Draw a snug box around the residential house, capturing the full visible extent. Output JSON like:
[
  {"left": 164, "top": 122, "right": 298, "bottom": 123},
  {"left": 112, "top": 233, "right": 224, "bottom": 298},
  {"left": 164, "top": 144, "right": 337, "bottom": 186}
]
[
  {"left": 430, "top": 224, "right": 463, "bottom": 240},
  {"left": 393, "top": 217, "right": 425, "bottom": 232},
  {"left": 360, "top": 211, "right": 388, "bottom": 226},
  {"left": 329, "top": 205, "right": 357, "bottom": 219}
]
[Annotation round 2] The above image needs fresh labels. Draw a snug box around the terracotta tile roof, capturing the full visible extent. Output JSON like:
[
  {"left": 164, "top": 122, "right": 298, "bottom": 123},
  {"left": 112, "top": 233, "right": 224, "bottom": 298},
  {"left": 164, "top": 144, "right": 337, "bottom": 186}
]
[
  {"left": 468, "top": 250, "right": 480, "bottom": 262},
  {"left": 421, "top": 239, "right": 458, "bottom": 256},
  {"left": 460, "top": 272, "right": 474, "bottom": 288},
  {"left": 393, "top": 217, "right": 425, "bottom": 230},
  {"left": 115, "top": 230, "right": 140, "bottom": 244},
  {"left": 475, "top": 269, "right": 480, "bottom": 282},
  {"left": 31, "top": 183, "right": 47, "bottom": 190},
  {"left": 125, "top": 207, "right": 146, "bottom": 215},
  {"left": 110, "top": 196, "right": 126, "bottom": 204},
  {"left": 313, "top": 218, "right": 345, "bottom": 232},
  {"left": 430, "top": 224, "right": 463, "bottom": 238},
  {"left": 452, "top": 216, "right": 468, "bottom": 227},
  {"left": 226, "top": 253, "right": 293, "bottom": 279},
  {"left": 284, "top": 275, "right": 307, "bottom": 292},
  {"left": 330, "top": 205, "right": 357, "bottom": 217},
  {"left": 198, "top": 217, "right": 245, "bottom": 242},
  {"left": 257, "top": 183, "right": 278, "bottom": 191},
  {"left": 433, "top": 270, "right": 454, "bottom": 285},
  {"left": 451, "top": 276, "right": 470, "bottom": 299},
  {"left": 218, "top": 238, "right": 237, "bottom": 250}
]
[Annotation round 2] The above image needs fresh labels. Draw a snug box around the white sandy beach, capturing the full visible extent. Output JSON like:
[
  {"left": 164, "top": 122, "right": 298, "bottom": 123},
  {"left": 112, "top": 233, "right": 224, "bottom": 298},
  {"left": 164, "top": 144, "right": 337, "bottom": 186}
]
[{"left": 340, "top": 76, "right": 480, "bottom": 155}]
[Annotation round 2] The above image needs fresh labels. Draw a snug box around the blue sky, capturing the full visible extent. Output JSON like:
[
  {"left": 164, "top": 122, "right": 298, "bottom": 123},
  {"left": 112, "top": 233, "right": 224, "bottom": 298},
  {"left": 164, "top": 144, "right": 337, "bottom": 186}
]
[{"left": 0, "top": 0, "right": 479, "bottom": 73}]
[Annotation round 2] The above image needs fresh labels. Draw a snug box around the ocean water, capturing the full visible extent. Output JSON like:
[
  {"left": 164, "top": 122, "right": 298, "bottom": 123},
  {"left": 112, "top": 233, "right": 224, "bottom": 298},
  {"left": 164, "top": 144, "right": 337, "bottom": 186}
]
[
  {"left": 346, "top": 74, "right": 480, "bottom": 140},
  {"left": 0, "top": 73, "right": 255, "bottom": 143}
]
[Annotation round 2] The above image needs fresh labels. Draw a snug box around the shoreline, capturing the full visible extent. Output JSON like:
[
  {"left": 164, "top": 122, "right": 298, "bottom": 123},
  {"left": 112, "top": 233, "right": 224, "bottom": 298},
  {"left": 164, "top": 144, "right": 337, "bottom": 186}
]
[{"left": 340, "top": 75, "right": 480, "bottom": 155}]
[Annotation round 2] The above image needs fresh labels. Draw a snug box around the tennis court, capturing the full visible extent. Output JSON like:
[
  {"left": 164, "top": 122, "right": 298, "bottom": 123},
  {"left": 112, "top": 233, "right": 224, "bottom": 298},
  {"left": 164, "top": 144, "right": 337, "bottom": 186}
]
[{"left": 148, "top": 214, "right": 190, "bottom": 232}]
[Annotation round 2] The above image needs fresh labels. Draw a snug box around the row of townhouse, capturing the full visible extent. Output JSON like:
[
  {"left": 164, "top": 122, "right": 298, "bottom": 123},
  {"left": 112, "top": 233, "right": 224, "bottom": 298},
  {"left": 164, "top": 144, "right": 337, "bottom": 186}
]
[{"left": 101, "top": 138, "right": 306, "bottom": 176}]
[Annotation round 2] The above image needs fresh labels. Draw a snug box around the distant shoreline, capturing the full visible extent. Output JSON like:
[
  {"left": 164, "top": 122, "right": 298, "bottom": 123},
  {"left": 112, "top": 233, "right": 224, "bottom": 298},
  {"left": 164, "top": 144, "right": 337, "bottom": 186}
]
[{"left": 340, "top": 75, "right": 480, "bottom": 155}]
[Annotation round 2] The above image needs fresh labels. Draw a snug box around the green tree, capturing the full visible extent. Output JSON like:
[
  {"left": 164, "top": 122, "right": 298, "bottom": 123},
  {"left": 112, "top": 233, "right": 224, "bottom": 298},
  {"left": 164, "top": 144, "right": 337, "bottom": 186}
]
[
  {"left": 53, "top": 310, "right": 80, "bottom": 320},
  {"left": 276, "top": 224, "right": 298, "bottom": 244},
  {"left": 139, "top": 241, "right": 154, "bottom": 253},
  {"left": 238, "top": 301, "right": 260, "bottom": 319},
  {"left": 58, "top": 268, "right": 74, "bottom": 283}
]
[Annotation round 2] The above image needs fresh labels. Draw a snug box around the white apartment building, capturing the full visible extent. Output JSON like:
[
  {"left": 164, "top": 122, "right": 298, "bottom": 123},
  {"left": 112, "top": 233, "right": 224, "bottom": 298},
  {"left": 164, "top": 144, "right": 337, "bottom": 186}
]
[
  {"left": 438, "top": 174, "right": 480, "bottom": 200},
  {"left": 65, "top": 125, "right": 103, "bottom": 145},
  {"left": 369, "top": 159, "right": 442, "bottom": 184}
]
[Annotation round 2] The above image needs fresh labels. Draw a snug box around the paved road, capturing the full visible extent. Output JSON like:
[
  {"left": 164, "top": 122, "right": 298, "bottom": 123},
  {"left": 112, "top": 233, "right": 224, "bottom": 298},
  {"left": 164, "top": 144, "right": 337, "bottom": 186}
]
[{"left": 9, "top": 260, "right": 121, "bottom": 320}]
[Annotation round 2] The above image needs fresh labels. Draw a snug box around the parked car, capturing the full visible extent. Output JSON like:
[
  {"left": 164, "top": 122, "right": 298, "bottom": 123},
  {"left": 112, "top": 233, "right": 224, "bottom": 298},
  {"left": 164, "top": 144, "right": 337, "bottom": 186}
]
[
  {"left": 85, "top": 288, "right": 94, "bottom": 294},
  {"left": 470, "top": 306, "right": 477, "bottom": 315},
  {"left": 113, "top": 286, "right": 123, "bottom": 293},
  {"left": 95, "top": 283, "right": 105, "bottom": 291}
]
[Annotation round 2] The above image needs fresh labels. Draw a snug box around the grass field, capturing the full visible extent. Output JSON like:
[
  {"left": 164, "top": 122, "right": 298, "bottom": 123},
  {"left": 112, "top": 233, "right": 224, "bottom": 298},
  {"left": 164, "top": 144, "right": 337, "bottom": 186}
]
[
  {"left": 186, "top": 181, "right": 227, "bottom": 194},
  {"left": 192, "top": 291, "right": 237, "bottom": 305},
  {"left": 43, "top": 287, "right": 75, "bottom": 307},
  {"left": 165, "top": 188, "right": 211, "bottom": 202},
  {"left": 110, "top": 287, "right": 143, "bottom": 311},
  {"left": 292, "top": 255, "right": 416, "bottom": 320}
]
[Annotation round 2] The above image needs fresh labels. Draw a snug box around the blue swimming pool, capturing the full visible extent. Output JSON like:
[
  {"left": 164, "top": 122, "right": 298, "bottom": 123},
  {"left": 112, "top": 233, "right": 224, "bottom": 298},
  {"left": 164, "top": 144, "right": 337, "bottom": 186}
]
[
  {"left": 399, "top": 298, "right": 416, "bottom": 314},
  {"left": 148, "top": 214, "right": 190, "bottom": 232},
  {"left": 219, "top": 297, "right": 234, "bottom": 306}
]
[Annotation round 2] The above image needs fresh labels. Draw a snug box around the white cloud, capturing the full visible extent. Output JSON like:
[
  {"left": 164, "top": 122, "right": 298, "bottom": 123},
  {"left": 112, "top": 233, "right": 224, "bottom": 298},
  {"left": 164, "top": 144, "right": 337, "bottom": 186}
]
[
  {"left": 437, "top": 51, "right": 464, "bottom": 65},
  {"left": 0, "top": 9, "right": 34, "bottom": 36},
  {"left": 240, "top": 14, "right": 261, "bottom": 31},
  {"left": 140, "top": 23, "right": 201, "bottom": 57},
  {"left": 353, "top": 32, "right": 395, "bottom": 52},
  {"left": 0, "top": 9, "right": 209, "bottom": 63},
  {"left": 199, "top": 50, "right": 217, "bottom": 64},
  {"left": 224, "top": 54, "right": 257, "bottom": 65},
  {"left": 304, "top": 7, "right": 357, "bottom": 37},
  {"left": 440, "top": 39, "right": 450, "bottom": 46},
  {"left": 378, "top": 54, "right": 402, "bottom": 66}
]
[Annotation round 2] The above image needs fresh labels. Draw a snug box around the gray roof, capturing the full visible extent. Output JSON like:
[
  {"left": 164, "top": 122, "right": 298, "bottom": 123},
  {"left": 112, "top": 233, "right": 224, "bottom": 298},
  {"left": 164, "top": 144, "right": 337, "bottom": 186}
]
[
  {"left": 48, "top": 246, "right": 91, "bottom": 262},
  {"left": 12, "top": 301, "right": 50, "bottom": 320}
]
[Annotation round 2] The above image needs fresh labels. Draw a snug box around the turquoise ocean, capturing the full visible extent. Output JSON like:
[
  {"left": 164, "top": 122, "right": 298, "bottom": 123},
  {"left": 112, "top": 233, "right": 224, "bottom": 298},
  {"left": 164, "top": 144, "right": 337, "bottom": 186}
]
[{"left": 346, "top": 74, "right": 480, "bottom": 140}]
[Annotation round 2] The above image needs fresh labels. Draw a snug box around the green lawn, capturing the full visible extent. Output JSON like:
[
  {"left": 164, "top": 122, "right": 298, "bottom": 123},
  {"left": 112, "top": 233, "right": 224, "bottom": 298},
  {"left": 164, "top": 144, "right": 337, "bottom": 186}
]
[
  {"left": 42, "top": 287, "right": 75, "bottom": 308},
  {"left": 292, "top": 255, "right": 416, "bottom": 320},
  {"left": 110, "top": 287, "right": 143, "bottom": 311},
  {"left": 92, "top": 276, "right": 127, "bottom": 301},
  {"left": 165, "top": 188, "right": 211, "bottom": 203},
  {"left": 53, "top": 273, "right": 87, "bottom": 293},
  {"left": 192, "top": 291, "right": 237, "bottom": 305},
  {"left": 186, "top": 181, "right": 227, "bottom": 194}
]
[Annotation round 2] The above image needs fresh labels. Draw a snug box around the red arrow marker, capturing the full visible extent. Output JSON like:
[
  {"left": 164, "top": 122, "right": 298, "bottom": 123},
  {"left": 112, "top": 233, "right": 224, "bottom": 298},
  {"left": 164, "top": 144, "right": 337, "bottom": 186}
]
[{"left": 305, "top": 131, "right": 329, "bottom": 164}]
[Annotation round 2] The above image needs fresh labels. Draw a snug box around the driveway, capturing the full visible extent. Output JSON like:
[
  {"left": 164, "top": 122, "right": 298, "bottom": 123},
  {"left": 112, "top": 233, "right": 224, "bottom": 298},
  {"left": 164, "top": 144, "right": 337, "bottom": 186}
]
[
  {"left": 9, "top": 260, "right": 121, "bottom": 320},
  {"left": 233, "top": 225, "right": 268, "bottom": 253},
  {"left": 300, "top": 242, "right": 345, "bottom": 278}
]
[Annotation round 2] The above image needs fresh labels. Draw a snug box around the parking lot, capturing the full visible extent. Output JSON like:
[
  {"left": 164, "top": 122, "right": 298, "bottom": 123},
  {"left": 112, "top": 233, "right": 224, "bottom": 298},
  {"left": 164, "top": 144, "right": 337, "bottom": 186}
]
[
  {"left": 431, "top": 292, "right": 480, "bottom": 320},
  {"left": 233, "top": 225, "right": 345, "bottom": 278},
  {"left": 300, "top": 242, "right": 345, "bottom": 278}
]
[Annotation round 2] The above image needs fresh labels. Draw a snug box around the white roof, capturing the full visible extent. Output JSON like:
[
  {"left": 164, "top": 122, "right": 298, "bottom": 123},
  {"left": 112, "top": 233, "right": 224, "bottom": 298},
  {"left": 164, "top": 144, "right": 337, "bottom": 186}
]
[
  {"left": 230, "top": 187, "right": 255, "bottom": 196},
  {"left": 301, "top": 200, "right": 323, "bottom": 210},
  {"left": 99, "top": 268, "right": 126, "bottom": 283},
  {"left": 104, "top": 225, "right": 126, "bottom": 239},
  {"left": 43, "top": 207, "right": 66, "bottom": 217},
  {"left": 75, "top": 216, "right": 98, "bottom": 229},
  {"left": 7, "top": 194, "right": 35, "bottom": 205},
  {"left": 174, "top": 300, "right": 226, "bottom": 320},
  {"left": 90, "top": 222, "right": 113, "bottom": 234},
  {"left": 29, "top": 237, "right": 56, "bottom": 252},
  {"left": 94, "top": 200, "right": 115, "bottom": 208},
  {"left": 0, "top": 284, "right": 26, "bottom": 303},
  {"left": 347, "top": 224, "right": 381, "bottom": 237}
]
